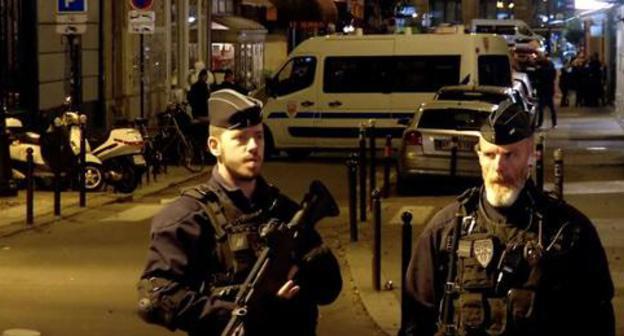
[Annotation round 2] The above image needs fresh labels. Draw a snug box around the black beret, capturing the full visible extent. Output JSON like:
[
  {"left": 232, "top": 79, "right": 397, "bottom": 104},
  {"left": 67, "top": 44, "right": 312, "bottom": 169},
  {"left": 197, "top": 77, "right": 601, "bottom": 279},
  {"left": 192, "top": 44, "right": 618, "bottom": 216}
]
[
  {"left": 209, "top": 89, "right": 263, "bottom": 130},
  {"left": 480, "top": 100, "right": 534, "bottom": 145}
]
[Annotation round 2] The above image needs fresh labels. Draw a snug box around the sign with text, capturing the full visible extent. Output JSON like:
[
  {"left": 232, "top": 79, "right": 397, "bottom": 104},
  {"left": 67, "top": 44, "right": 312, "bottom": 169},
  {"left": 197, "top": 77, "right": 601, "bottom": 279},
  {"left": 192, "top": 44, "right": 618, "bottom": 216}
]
[{"left": 128, "top": 10, "right": 155, "bottom": 34}]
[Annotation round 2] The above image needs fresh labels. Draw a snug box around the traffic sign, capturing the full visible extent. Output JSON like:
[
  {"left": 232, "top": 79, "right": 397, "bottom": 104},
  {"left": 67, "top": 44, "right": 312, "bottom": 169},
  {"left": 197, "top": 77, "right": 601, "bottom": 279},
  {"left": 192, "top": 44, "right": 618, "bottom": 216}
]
[
  {"left": 56, "top": 13, "right": 88, "bottom": 35},
  {"left": 57, "top": 0, "right": 87, "bottom": 13},
  {"left": 128, "top": 10, "right": 155, "bottom": 34},
  {"left": 130, "top": 0, "right": 154, "bottom": 10},
  {"left": 56, "top": 24, "right": 87, "bottom": 35}
]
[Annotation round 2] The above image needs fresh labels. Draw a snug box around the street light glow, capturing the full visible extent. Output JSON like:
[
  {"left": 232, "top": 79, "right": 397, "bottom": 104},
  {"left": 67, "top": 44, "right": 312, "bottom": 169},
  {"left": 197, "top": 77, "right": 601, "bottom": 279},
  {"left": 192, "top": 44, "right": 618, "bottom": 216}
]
[{"left": 575, "top": 0, "right": 612, "bottom": 10}]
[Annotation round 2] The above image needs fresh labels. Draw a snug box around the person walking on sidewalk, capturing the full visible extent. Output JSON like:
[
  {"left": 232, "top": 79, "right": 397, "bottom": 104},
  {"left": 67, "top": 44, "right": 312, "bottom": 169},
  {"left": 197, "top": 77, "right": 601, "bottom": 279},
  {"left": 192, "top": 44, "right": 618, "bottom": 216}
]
[
  {"left": 137, "top": 89, "right": 342, "bottom": 336},
  {"left": 536, "top": 55, "right": 557, "bottom": 128},
  {"left": 404, "top": 102, "right": 614, "bottom": 336},
  {"left": 188, "top": 69, "right": 211, "bottom": 163}
]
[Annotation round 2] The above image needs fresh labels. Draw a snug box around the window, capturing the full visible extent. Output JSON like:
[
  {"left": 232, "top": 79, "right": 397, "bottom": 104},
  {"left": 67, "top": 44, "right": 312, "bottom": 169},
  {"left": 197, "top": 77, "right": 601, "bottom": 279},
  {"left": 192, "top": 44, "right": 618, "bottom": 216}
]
[
  {"left": 323, "top": 55, "right": 460, "bottom": 93},
  {"left": 272, "top": 56, "right": 316, "bottom": 96},
  {"left": 418, "top": 108, "right": 489, "bottom": 131},
  {"left": 324, "top": 57, "right": 391, "bottom": 93},
  {"left": 394, "top": 56, "right": 461, "bottom": 92},
  {"left": 479, "top": 55, "right": 511, "bottom": 86},
  {"left": 476, "top": 25, "right": 516, "bottom": 35}
]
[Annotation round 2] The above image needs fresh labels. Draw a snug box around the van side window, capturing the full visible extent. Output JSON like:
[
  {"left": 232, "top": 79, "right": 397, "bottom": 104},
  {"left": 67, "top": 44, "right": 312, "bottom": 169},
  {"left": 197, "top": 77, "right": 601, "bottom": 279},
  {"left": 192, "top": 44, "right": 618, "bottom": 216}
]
[
  {"left": 324, "top": 57, "right": 390, "bottom": 93},
  {"left": 394, "top": 56, "right": 460, "bottom": 92},
  {"left": 478, "top": 55, "right": 511, "bottom": 87},
  {"left": 273, "top": 56, "right": 316, "bottom": 96},
  {"left": 323, "top": 56, "right": 460, "bottom": 93}
]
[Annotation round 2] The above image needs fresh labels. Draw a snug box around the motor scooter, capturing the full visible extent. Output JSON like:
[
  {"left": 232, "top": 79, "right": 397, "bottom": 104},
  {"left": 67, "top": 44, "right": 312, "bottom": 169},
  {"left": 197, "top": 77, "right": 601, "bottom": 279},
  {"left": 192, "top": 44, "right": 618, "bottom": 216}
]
[
  {"left": 6, "top": 114, "right": 103, "bottom": 190},
  {"left": 78, "top": 119, "right": 146, "bottom": 194}
]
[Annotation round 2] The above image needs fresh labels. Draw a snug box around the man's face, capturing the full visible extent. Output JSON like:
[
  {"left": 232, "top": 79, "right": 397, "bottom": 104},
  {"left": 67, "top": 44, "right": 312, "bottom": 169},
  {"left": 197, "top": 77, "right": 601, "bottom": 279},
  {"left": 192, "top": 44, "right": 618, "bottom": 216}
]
[
  {"left": 477, "top": 137, "right": 534, "bottom": 207},
  {"left": 217, "top": 123, "right": 264, "bottom": 181}
]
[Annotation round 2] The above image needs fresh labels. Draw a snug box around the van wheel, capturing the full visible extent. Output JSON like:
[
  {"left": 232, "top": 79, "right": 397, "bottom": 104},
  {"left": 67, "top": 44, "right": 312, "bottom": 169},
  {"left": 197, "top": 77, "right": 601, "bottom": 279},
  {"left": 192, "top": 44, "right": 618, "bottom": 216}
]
[
  {"left": 263, "top": 124, "right": 276, "bottom": 160},
  {"left": 286, "top": 150, "right": 311, "bottom": 160}
]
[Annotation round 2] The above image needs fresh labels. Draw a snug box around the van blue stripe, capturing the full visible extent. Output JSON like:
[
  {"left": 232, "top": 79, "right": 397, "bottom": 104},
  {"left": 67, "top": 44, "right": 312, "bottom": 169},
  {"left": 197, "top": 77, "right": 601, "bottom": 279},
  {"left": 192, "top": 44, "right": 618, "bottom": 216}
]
[{"left": 267, "top": 111, "right": 414, "bottom": 120}]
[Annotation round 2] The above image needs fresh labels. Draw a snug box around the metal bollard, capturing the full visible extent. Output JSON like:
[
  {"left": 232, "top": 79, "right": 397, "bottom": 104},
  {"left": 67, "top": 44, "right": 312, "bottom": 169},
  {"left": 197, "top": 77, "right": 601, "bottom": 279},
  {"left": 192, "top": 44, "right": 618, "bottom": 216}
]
[
  {"left": 358, "top": 123, "right": 367, "bottom": 222},
  {"left": 383, "top": 135, "right": 392, "bottom": 198},
  {"left": 368, "top": 120, "right": 377, "bottom": 203},
  {"left": 79, "top": 115, "right": 87, "bottom": 207},
  {"left": 26, "top": 147, "right": 34, "bottom": 226},
  {"left": 53, "top": 168, "right": 61, "bottom": 218},
  {"left": 400, "top": 211, "right": 413, "bottom": 332},
  {"left": 450, "top": 136, "right": 458, "bottom": 178},
  {"left": 553, "top": 148, "right": 564, "bottom": 200},
  {"left": 535, "top": 135, "right": 544, "bottom": 191},
  {"left": 347, "top": 154, "right": 358, "bottom": 242},
  {"left": 372, "top": 189, "right": 382, "bottom": 291}
]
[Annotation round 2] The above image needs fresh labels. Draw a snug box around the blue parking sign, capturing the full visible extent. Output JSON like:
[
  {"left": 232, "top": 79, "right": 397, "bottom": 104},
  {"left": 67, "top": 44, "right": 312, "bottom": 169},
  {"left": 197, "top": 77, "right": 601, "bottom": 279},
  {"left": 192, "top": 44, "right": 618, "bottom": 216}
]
[{"left": 58, "top": 0, "right": 87, "bottom": 13}]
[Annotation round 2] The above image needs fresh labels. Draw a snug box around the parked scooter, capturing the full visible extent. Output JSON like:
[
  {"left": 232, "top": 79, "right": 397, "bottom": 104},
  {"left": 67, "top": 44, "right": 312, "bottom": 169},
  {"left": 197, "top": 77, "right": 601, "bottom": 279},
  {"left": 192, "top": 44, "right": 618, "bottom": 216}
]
[
  {"left": 6, "top": 113, "right": 103, "bottom": 190},
  {"left": 78, "top": 117, "right": 146, "bottom": 194}
]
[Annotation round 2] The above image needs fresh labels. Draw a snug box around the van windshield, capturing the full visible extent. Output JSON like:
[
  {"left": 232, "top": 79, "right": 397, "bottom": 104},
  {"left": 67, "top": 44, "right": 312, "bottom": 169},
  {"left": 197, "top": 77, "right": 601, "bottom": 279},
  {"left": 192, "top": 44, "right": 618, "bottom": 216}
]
[
  {"left": 418, "top": 108, "right": 489, "bottom": 131},
  {"left": 476, "top": 25, "right": 517, "bottom": 35},
  {"left": 478, "top": 55, "right": 511, "bottom": 87}
]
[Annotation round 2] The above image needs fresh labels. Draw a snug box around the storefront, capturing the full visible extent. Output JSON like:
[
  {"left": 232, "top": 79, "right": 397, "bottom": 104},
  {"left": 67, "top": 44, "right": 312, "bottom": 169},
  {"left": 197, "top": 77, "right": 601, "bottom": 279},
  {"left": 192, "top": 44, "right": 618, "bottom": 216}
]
[{"left": 211, "top": 15, "right": 267, "bottom": 90}]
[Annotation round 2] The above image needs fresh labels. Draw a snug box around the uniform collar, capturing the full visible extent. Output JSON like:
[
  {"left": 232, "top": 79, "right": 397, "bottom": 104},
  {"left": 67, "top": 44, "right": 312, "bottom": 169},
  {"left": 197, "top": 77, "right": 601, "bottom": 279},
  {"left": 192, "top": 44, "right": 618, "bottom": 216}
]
[{"left": 210, "top": 166, "right": 272, "bottom": 212}]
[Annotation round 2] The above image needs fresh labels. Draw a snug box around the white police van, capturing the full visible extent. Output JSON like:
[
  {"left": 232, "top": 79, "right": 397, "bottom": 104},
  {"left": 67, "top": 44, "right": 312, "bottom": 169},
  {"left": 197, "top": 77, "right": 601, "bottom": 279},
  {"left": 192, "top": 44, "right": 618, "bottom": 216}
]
[{"left": 261, "top": 31, "right": 511, "bottom": 156}]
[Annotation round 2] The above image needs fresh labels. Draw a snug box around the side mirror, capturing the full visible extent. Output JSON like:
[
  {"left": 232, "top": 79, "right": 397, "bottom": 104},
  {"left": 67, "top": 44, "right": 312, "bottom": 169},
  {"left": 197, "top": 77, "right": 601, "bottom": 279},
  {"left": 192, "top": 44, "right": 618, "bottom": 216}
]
[{"left": 397, "top": 117, "right": 412, "bottom": 126}]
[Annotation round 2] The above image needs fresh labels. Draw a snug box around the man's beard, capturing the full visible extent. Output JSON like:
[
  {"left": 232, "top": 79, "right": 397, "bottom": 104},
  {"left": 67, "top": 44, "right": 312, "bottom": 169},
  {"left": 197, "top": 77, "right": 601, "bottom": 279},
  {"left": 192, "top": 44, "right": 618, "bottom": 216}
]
[{"left": 484, "top": 181, "right": 521, "bottom": 207}]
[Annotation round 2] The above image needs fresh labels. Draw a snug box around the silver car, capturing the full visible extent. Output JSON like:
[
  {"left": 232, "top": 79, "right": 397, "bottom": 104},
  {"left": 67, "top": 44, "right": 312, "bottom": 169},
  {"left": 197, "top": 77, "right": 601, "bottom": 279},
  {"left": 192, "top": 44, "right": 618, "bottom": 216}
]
[
  {"left": 435, "top": 84, "right": 537, "bottom": 126},
  {"left": 397, "top": 100, "right": 498, "bottom": 189}
]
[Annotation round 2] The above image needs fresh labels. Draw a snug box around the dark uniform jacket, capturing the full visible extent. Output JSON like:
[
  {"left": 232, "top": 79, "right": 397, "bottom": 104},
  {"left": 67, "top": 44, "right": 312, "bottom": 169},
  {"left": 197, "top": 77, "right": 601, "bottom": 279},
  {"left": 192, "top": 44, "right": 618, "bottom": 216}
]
[
  {"left": 138, "top": 169, "right": 342, "bottom": 335},
  {"left": 405, "top": 180, "right": 614, "bottom": 336}
]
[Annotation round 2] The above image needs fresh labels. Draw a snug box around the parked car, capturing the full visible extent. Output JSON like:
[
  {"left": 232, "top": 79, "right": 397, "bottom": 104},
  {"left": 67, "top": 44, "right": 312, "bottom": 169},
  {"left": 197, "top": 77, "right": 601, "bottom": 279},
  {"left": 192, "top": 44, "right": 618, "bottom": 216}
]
[
  {"left": 396, "top": 100, "right": 498, "bottom": 193},
  {"left": 434, "top": 85, "right": 536, "bottom": 126}
]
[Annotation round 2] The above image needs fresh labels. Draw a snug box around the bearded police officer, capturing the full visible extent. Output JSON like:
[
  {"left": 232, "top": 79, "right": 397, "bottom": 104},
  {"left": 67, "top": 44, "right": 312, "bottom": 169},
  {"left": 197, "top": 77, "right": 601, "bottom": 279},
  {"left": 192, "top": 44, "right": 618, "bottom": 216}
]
[
  {"left": 137, "top": 89, "right": 342, "bottom": 336},
  {"left": 405, "top": 101, "right": 614, "bottom": 335}
]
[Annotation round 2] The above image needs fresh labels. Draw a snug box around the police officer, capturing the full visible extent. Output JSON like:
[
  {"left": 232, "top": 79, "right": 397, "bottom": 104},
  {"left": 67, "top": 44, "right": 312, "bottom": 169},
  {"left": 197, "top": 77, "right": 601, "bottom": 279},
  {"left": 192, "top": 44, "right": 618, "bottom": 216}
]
[
  {"left": 404, "top": 101, "right": 614, "bottom": 335},
  {"left": 137, "top": 89, "right": 342, "bottom": 336}
]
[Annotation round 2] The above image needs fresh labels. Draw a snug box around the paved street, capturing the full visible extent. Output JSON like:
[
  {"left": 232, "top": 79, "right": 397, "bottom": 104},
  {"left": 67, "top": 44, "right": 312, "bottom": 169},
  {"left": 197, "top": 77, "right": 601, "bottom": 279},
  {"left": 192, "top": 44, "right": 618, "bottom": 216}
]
[{"left": 0, "top": 106, "right": 623, "bottom": 335}]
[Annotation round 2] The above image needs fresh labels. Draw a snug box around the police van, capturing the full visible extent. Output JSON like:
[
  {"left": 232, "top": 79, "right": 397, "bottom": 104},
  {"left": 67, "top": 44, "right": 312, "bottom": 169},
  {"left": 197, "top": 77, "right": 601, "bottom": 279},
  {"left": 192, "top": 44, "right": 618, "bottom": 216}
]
[{"left": 261, "top": 31, "right": 511, "bottom": 155}]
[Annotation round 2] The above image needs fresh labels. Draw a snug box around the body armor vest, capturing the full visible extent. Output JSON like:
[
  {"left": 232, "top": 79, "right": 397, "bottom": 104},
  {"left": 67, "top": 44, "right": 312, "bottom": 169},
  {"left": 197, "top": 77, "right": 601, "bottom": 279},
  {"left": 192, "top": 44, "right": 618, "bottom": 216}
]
[
  {"left": 447, "top": 188, "right": 546, "bottom": 336},
  {"left": 182, "top": 183, "right": 280, "bottom": 288}
]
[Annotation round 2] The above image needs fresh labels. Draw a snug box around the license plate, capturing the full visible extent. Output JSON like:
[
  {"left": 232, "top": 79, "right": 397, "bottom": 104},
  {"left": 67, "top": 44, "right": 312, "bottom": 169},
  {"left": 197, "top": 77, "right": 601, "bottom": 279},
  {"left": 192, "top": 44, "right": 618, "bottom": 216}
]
[
  {"left": 133, "top": 154, "right": 146, "bottom": 166},
  {"left": 434, "top": 139, "right": 476, "bottom": 152}
]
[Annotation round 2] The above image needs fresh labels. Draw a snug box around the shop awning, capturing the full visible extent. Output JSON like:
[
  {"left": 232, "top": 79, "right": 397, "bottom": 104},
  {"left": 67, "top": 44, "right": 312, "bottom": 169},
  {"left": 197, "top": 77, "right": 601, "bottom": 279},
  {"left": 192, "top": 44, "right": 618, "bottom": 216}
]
[
  {"left": 211, "top": 16, "right": 268, "bottom": 43},
  {"left": 269, "top": 0, "right": 338, "bottom": 23}
]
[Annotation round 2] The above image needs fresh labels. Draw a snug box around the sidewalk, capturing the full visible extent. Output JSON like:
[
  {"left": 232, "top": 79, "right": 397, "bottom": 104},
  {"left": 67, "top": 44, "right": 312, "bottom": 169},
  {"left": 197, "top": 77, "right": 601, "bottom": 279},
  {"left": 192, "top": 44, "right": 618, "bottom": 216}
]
[
  {"left": 0, "top": 166, "right": 210, "bottom": 237},
  {"left": 343, "top": 105, "right": 624, "bottom": 335}
]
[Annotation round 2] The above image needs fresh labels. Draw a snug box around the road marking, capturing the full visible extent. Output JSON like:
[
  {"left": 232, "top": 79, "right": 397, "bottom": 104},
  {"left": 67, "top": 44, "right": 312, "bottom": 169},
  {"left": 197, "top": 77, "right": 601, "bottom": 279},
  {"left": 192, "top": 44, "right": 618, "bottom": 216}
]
[
  {"left": 99, "top": 204, "right": 164, "bottom": 222},
  {"left": 388, "top": 206, "right": 435, "bottom": 226}
]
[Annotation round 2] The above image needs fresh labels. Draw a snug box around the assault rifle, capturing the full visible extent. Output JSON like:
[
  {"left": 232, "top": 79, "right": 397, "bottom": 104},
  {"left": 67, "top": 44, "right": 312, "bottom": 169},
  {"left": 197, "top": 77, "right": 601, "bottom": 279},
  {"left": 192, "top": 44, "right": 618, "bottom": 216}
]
[
  {"left": 220, "top": 180, "right": 339, "bottom": 336},
  {"left": 438, "top": 213, "right": 464, "bottom": 336}
]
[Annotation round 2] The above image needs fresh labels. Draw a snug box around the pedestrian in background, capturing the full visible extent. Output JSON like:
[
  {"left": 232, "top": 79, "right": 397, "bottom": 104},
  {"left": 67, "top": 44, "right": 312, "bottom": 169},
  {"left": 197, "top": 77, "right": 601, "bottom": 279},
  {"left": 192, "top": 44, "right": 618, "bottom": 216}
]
[
  {"left": 404, "top": 102, "right": 614, "bottom": 336},
  {"left": 559, "top": 60, "right": 571, "bottom": 107},
  {"left": 216, "top": 69, "right": 248, "bottom": 95},
  {"left": 536, "top": 55, "right": 557, "bottom": 128},
  {"left": 187, "top": 69, "right": 211, "bottom": 162}
]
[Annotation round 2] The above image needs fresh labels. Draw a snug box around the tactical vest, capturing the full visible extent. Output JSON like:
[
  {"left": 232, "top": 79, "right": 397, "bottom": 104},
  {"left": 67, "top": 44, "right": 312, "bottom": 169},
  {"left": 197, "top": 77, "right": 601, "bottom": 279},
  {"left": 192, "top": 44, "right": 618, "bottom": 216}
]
[
  {"left": 445, "top": 188, "right": 548, "bottom": 336},
  {"left": 182, "top": 182, "right": 281, "bottom": 288}
]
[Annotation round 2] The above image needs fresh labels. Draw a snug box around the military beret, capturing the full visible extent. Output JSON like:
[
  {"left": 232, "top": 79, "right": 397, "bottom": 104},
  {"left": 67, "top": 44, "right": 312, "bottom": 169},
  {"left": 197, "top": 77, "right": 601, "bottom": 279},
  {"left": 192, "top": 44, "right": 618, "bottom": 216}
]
[
  {"left": 209, "top": 89, "right": 263, "bottom": 130},
  {"left": 480, "top": 100, "right": 534, "bottom": 145}
]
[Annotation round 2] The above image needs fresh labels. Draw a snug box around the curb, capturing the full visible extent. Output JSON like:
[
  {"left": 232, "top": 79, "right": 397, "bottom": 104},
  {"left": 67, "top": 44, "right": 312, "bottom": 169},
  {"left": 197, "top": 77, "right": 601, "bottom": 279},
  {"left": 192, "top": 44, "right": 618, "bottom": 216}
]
[{"left": 0, "top": 169, "right": 210, "bottom": 238}]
